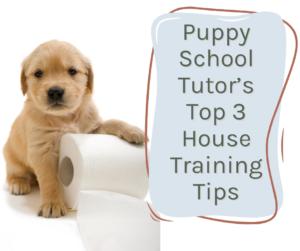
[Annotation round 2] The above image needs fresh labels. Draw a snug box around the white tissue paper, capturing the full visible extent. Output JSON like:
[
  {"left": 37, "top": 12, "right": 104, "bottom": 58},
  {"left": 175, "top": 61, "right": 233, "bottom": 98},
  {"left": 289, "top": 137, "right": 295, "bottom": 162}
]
[
  {"left": 58, "top": 134, "right": 159, "bottom": 251},
  {"left": 59, "top": 134, "right": 149, "bottom": 210},
  {"left": 77, "top": 191, "right": 160, "bottom": 251}
]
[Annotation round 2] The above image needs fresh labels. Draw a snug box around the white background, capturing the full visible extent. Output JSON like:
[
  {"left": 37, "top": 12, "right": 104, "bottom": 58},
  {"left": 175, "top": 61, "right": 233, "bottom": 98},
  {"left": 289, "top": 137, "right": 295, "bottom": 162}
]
[{"left": 0, "top": 0, "right": 299, "bottom": 250}]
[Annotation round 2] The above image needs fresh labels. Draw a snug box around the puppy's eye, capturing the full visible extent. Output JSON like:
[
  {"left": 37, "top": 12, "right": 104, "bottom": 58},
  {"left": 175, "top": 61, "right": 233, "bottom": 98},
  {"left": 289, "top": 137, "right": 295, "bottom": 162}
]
[
  {"left": 34, "top": 71, "right": 43, "bottom": 78},
  {"left": 68, "top": 69, "right": 77, "bottom": 76}
]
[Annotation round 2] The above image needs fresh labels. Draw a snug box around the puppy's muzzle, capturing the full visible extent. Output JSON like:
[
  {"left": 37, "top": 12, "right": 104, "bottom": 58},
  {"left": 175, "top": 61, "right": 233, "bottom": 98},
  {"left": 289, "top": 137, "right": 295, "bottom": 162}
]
[{"left": 48, "top": 87, "right": 64, "bottom": 101}]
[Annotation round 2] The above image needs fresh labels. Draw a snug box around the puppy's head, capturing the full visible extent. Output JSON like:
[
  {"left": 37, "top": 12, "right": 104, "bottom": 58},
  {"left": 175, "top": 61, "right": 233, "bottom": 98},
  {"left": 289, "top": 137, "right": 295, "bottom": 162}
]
[{"left": 21, "top": 40, "right": 93, "bottom": 116}]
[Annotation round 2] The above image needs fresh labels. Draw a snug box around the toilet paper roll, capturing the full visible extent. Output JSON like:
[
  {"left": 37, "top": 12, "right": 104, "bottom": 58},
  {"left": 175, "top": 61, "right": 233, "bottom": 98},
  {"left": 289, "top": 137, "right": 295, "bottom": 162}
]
[
  {"left": 77, "top": 191, "right": 160, "bottom": 251},
  {"left": 58, "top": 134, "right": 149, "bottom": 210}
]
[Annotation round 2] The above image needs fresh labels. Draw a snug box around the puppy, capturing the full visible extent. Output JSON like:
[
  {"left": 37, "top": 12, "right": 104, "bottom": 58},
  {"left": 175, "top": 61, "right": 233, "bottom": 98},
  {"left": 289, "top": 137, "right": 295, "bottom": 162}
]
[{"left": 3, "top": 40, "right": 145, "bottom": 218}]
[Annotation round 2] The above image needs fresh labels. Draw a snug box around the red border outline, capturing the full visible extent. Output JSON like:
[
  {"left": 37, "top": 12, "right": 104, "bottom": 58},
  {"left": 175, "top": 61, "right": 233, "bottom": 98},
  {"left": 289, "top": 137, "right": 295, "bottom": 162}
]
[{"left": 145, "top": 7, "right": 298, "bottom": 224}]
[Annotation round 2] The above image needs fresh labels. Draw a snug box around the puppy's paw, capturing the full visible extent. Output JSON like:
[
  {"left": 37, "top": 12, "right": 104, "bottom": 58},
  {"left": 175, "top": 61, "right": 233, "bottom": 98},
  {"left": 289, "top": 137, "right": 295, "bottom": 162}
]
[
  {"left": 38, "top": 201, "right": 67, "bottom": 218},
  {"left": 9, "top": 179, "right": 31, "bottom": 195},
  {"left": 122, "top": 126, "right": 147, "bottom": 144}
]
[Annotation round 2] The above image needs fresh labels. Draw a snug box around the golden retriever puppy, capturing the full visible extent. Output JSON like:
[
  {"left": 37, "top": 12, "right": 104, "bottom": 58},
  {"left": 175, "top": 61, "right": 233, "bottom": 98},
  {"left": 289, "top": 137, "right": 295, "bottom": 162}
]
[{"left": 3, "top": 40, "right": 145, "bottom": 218}]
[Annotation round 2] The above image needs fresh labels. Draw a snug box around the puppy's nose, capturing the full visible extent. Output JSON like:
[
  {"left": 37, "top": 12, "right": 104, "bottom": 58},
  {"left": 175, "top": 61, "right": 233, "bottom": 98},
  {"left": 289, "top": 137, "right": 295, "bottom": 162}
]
[{"left": 48, "top": 87, "right": 64, "bottom": 100}]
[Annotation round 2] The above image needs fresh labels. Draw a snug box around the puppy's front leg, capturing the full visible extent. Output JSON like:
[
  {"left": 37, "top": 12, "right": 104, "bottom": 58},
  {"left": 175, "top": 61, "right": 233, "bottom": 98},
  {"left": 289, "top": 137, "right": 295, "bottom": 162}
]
[
  {"left": 28, "top": 130, "right": 67, "bottom": 218},
  {"left": 93, "top": 119, "right": 146, "bottom": 143}
]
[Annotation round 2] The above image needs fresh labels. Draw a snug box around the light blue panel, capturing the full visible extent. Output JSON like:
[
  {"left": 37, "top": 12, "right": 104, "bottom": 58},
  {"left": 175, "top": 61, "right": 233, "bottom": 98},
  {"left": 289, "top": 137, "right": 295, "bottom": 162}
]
[{"left": 150, "top": 12, "right": 285, "bottom": 217}]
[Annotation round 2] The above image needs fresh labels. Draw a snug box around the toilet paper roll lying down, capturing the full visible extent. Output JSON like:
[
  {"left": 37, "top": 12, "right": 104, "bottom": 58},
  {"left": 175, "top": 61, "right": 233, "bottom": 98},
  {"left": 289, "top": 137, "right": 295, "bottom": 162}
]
[
  {"left": 59, "top": 134, "right": 149, "bottom": 210},
  {"left": 58, "top": 134, "right": 159, "bottom": 251}
]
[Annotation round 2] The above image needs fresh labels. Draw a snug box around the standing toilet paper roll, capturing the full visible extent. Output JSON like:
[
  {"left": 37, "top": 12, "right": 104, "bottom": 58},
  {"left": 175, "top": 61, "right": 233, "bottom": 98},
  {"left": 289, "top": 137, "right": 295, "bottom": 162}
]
[
  {"left": 77, "top": 191, "right": 160, "bottom": 251},
  {"left": 59, "top": 134, "right": 149, "bottom": 210}
]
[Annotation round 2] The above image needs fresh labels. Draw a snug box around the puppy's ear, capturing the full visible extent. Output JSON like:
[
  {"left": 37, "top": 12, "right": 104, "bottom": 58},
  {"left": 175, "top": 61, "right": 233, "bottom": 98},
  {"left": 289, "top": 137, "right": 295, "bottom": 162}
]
[
  {"left": 86, "top": 61, "right": 94, "bottom": 93},
  {"left": 20, "top": 59, "right": 27, "bottom": 96}
]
